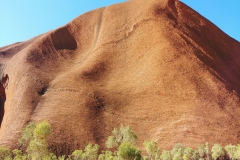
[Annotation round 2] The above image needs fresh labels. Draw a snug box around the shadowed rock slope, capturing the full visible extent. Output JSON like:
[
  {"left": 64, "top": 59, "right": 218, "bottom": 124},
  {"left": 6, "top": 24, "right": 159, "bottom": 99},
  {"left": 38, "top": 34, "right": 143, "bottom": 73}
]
[{"left": 0, "top": 0, "right": 240, "bottom": 155}]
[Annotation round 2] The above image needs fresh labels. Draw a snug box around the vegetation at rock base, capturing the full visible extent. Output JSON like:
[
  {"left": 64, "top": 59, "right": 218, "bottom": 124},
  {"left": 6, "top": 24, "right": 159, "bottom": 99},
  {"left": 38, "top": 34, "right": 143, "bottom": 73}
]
[
  {"left": 106, "top": 125, "right": 137, "bottom": 149},
  {"left": 1, "top": 121, "right": 240, "bottom": 159}
]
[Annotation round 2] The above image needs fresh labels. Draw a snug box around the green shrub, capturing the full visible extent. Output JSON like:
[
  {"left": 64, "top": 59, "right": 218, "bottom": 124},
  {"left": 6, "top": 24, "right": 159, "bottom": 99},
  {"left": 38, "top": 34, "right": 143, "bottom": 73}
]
[
  {"left": 84, "top": 143, "right": 99, "bottom": 160},
  {"left": 58, "top": 155, "right": 66, "bottom": 160},
  {"left": 49, "top": 152, "right": 58, "bottom": 160},
  {"left": 118, "top": 142, "right": 141, "bottom": 160},
  {"left": 106, "top": 135, "right": 118, "bottom": 149},
  {"left": 197, "top": 144, "right": 205, "bottom": 159},
  {"left": 204, "top": 142, "right": 211, "bottom": 160},
  {"left": 18, "top": 122, "right": 36, "bottom": 149},
  {"left": 98, "top": 150, "right": 118, "bottom": 160},
  {"left": 106, "top": 125, "right": 137, "bottom": 149},
  {"left": 12, "top": 149, "right": 27, "bottom": 160},
  {"left": 211, "top": 144, "right": 224, "bottom": 160},
  {"left": 33, "top": 121, "right": 51, "bottom": 139},
  {"left": 72, "top": 149, "right": 84, "bottom": 160},
  {"left": 183, "top": 147, "right": 194, "bottom": 160},
  {"left": 191, "top": 150, "right": 200, "bottom": 160},
  {"left": 143, "top": 140, "right": 160, "bottom": 160},
  {"left": 71, "top": 144, "right": 99, "bottom": 160},
  {"left": 225, "top": 144, "right": 236, "bottom": 159},
  {"left": 26, "top": 121, "right": 51, "bottom": 160},
  {"left": 171, "top": 144, "right": 184, "bottom": 160},
  {"left": 233, "top": 144, "right": 240, "bottom": 160},
  {"left": 160, "top": 150, "right": 171, "bottom": 160},
  {"left": 0, "top": 147, "right": 12, "bottom": 160}
]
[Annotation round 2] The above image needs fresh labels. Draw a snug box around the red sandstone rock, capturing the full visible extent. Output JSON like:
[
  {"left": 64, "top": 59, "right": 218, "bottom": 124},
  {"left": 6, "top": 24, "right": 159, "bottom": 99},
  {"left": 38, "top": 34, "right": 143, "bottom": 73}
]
[{"left": 0, "top": 0, "right": 239, "bottom": 155}]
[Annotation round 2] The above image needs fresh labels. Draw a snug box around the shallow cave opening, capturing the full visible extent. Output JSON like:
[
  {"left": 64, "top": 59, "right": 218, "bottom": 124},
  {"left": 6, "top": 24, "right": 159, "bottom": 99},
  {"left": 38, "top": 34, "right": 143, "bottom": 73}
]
[
  {"left": 1, "top": 51, "right": 6, "bottom": 56},
  {"left": 38, "top": 85, "right": 48, "bottom": 96}
]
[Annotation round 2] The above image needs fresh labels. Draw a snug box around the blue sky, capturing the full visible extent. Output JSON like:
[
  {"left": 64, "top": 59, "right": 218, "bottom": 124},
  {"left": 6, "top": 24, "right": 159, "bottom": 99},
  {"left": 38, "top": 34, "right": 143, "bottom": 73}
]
[{"left": 0, "top": 0, "right": 239, "bottom": 47}]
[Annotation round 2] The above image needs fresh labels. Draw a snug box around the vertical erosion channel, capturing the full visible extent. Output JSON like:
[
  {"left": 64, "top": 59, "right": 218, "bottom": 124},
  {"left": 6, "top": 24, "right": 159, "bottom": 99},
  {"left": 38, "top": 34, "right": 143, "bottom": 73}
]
[{"left": 0, "top": 74, "right": 8, "bottom": 128}]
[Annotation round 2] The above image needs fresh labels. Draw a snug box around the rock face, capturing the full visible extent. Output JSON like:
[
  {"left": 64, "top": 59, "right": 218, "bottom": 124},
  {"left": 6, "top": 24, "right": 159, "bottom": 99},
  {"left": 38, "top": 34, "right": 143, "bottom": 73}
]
[{"left": 0, "top": 0, "right": 240, "bottom": 155}]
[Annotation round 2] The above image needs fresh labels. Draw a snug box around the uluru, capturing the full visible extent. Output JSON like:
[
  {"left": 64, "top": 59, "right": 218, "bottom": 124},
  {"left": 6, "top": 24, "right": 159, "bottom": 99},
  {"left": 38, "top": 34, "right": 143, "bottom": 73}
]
[{"left": 0, "top": 0, "right": 240, "bottom": 156}]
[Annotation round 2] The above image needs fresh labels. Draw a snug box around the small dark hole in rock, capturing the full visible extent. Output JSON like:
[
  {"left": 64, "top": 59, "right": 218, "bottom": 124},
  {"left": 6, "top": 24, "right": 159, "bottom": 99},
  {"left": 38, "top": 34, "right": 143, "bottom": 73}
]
[
  {"left": 1, "top": 52, "right": 6, "bottom": 56},
  {"left": 38, "top": 86, "right": 48, "bottom": 95}
]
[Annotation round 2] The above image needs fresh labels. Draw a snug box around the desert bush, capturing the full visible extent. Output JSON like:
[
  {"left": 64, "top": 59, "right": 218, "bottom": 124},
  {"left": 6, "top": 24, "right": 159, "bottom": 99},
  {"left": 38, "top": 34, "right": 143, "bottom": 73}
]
[
  {"left": 33, "top": 121, "right": 51, "bottom": 139},
  {"left": 71, "top": 143, "right": 99, "bottom": 160},
  {"left": 98, "top": 150, "right": 118, "bottom": 160},
  {"left": 197, "top": 144, "right": 205, "bottom": 160},
  {"left": 204, "top": 142, "right": 211, "bottom": 160},
  {"left": 26, "top": 121, "right": 51, "bottom": 159},
  {"left": 191, "top": 150, "right": 200, "bottom": 160},
  {"left": 58, "top": 155, "right": 66, "bottom": 160},
  {"left": 84, "top": 143, "right": 99, "bottom": 160},
  {"left": 118, "top": 142, "right": 141, "bottom": 160},
  {"left": 211, "top": 144, "right": 225, "bottom": 160},
  {"left": 71, "top": 149, "right": 84, "bottom": 160},
  {"left": 225, "top": 144, "right": 238, "bottom": 159},
  {"left": 12, "top": 149, "right": 27, "bottom": 160},
  {"left": 160, "top": 150, "right": 171, "bottom": 160},
  {"left": 106, "top": 125, "right": 137, "bottom": 149},
  {"left": 49, "top": 152, "right": 58, "bottom": 160},
  {"left": 18, "top": 122, "right": 36, "bottom": 149},
  {"left": 182, "top": 147, "right": 194, "bottom": 160},
  {"left": 0, "top": 147, "right": 12, "bottom": 160},
  {"left": 106, "top": 135, "right": 118, "bottom": 149},
  {"left": 143, "top": 140, "right": 160, "bottom": 160},
  {"left": 231, "top": 144, "right": 240, "bottom": 160},
  {"left": 171, "top": 144, "right": 184, "bottom": 160}
]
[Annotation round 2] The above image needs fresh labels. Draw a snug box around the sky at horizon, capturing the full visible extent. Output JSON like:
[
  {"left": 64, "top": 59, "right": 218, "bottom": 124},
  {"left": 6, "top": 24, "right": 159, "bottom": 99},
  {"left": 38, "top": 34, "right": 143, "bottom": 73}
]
[{"left": 0, "top": 0, "right": 239, "bottom": 47}]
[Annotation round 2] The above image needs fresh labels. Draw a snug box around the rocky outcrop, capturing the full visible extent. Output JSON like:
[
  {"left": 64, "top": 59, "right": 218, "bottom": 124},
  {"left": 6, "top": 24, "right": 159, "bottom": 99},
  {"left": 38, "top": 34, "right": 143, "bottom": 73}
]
[{"left": 0, "top": 0, "right": 239, "bottom": 155}]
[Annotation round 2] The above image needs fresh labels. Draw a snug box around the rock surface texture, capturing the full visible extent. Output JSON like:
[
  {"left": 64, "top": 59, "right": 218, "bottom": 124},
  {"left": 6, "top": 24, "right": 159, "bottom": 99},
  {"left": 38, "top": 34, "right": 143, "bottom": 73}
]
[{"left": 0, "top": 0, "right": 240, "bottom": 155}]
